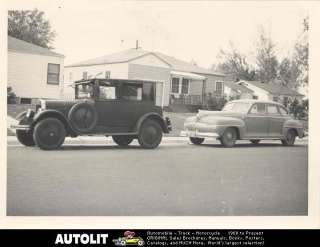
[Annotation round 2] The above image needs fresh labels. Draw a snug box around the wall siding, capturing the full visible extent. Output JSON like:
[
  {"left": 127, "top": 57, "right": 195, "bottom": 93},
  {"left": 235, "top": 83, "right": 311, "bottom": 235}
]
[
  {"left": 128, "top": 63, "right": 171, "bottom": 106},
  {"left": 8, "top": 51, "right": 64, "bottom": 99}
]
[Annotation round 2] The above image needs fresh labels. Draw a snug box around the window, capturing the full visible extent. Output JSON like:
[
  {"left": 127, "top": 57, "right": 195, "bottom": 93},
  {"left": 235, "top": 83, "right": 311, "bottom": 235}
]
[
  {"left": 20, "top": 98, "right": 32, "bottom": 104},
  {"left": 122, "top": 84, "right": 142, "bottom": 101},
  {"left": 76, "top": 83, "right": 93, "bottom": 99},
  {"left": 105, "top": 71, "right": 111, "bottom": 79},
  {"left": 253, "top": 95, "right": 258, "bottom": 99},
  {"left": 279, "top": 106, "right": 288, "bottom": 115},
  {"left": 171, "top": 78, "right": 179, "bottom": 93},
  {"left": 273, "top": 96, "right": 279, "bottom": 102},
  {"left": 250, "top": 103, "right": 266, "bottom": 114},
  {"left": 267, "top": 104, "right": 280, "bottom": 115},
  {"left": 47, "top": 63, "right": 60, "bottom": 84},
  {"left": 181, "top": 78, "right": 189, "bottom": 94},
  {"left": 215, "top": 81, "right": 223, "bottom": 95},
  {"left": 142, "top": 82, "right": 155, "bottom": 101},
  {"left": 99, "top": 85, "right": 117, "bottom": 100},
  {"left": 82, "top": 72, "right": 88, "bottom": 80}
]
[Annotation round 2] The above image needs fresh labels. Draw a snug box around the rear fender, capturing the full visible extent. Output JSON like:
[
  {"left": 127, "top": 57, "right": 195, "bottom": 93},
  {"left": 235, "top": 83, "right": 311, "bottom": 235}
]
[{"left": 136, "top": 113, "right": 169, "bottom": 133}]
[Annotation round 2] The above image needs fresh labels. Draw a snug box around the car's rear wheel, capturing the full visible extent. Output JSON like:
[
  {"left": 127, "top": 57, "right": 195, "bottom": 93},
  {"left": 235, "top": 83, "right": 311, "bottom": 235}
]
[
  {"left": 138, "top": 119, "right": 162, "bottom": 149},
  {"left": 190, "top": 137, "right": 204, "bottom": 145},
  {"left": 33, "top": 118, "right": 66, "bottom": 150},
  {"left": 250, "top": 139, "right": 260, "bottom": 145},
  {"left": 16, "top": 129, "right": 35, "bottom": 146},
  {"left": 220, "top": 128, "right": 237, "bottom": 148},
  {"left": 281, "top": 129, "right": 296, "bottom": 146},
  {"left": 112, "top": 135, "right": 134, "bottom": 146}
]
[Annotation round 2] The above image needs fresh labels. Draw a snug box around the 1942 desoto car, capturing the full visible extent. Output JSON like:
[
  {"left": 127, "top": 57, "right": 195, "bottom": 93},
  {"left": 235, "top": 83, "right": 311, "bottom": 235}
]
[
  {"left": 181, "top": 99, "right": 305, "bottom": 147},
  {"left": 12, "top": 78, "right": 172, "bottom": 150}
]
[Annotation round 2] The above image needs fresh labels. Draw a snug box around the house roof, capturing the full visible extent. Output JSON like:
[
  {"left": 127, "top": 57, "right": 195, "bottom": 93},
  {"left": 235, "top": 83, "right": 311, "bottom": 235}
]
[
  {"left": 8, "top": 36, "right": 64, "bottom": 58},
  {"left": 224, "top": 81, "right": 254, "bottom": 94},
  {"left": 240, "top": 80, "right": 303, "bottom": 96},
  {"left": 66, "top": 48, "right": 224, "bottom": 76}
]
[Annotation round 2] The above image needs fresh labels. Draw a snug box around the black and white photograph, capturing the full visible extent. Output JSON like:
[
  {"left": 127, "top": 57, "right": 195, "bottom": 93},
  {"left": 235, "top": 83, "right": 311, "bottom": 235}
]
[{"left": 2, "top": 0, "right": 317, "bottom": 223}]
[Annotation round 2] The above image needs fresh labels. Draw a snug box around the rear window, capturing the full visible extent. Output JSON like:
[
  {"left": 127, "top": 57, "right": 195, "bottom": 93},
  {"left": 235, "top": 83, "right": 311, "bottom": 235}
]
[
  {"left": 267, "top": 104, "right": 280, "bottom": 115},
  {"left": 250, "top": 103, "right": 266, "bottom": 114}
]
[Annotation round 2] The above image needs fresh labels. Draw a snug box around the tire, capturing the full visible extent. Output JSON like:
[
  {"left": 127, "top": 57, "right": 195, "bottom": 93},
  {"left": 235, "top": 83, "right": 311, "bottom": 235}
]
[
  {"left": 138, "top": 240, "right": 144, "bottom": 246},
  {"left": 33, "top": 118, "right": 66, "bottom": 150},
  {"left": 220, "top": 128, "right": 237, "bottom": 148},
  {"left": 190, "top": 137, "right": 204, "bottom": 145},
  {"left": 250, "top": 139, "right": 260, "bottom": 145},
  {"left": 138, "top": 119, "right": 163, "bottom": 149},
  {"left": 68, "top": 102, "right": 98, "bottom": 133},
  {"left": 16, "top": 129, "right": 35, "bottom": 146},
  {"left": 112, "top": 135, "right": 134, "bottom": 146},
  {"left": 281, "top": 129, "right": 296, "bottom": 146}
]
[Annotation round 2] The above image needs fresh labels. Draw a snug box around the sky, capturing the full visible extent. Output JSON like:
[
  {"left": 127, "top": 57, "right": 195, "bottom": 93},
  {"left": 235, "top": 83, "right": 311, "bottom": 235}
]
[{"left": 7, "top": 0, "right": 309, "bottom": 68}]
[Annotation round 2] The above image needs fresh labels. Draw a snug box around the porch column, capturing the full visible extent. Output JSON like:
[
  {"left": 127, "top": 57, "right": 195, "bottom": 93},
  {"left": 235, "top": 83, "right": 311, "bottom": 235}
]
[{"left": 202, "top": 78, "right": 207, "bottom": 106}]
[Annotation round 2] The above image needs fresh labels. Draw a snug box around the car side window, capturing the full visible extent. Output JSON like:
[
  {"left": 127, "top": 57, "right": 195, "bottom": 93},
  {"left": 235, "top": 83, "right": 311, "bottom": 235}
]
[
  {"left": 278, "top": 106, "right": 288, "bottom": 115},
  {"left": 267, "top": 104, "right": 280, "bottom": 115},
  {"left": 99, "top": 85, "right": 117, "bottom": 100},
  {"left": 122, "top": 83, "right": 142, "bottom": 101},
  {"left": 249, "top": 103, "right": 266, "bottom": 114}
]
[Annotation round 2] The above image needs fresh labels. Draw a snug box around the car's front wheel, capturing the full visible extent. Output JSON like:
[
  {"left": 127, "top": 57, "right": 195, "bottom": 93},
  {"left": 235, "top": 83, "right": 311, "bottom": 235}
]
[
  {"left": 138, "top": 119, "right": 163, "bottom": 149},
  {"left": 33, "top": 118, "right": 66, "bottom": 150},
  {"left": 112, "top": 135, "right": 134, "bottom": 146},
  {"left": 250, "top": 139, "right": 260, "bottom": 145},
  {"left": 281, "top": 129, "right": 296, "bottom": 146},
  {"left": 220, "top": 128, "right": 237, "bottom": 148},
  {"left": 190, "top": 137, "right": 204, "bottom": 145}
]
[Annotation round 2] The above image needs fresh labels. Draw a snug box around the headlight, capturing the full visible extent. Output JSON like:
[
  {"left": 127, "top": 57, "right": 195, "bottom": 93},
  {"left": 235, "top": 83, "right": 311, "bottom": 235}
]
[{"left": 26, "top": 109, "right": 34, "bottom": 118}]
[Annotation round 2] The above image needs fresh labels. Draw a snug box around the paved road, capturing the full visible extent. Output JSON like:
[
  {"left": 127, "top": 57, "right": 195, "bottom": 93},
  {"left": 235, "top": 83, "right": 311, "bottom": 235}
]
[{"left": 7, "top": 137, "right": 308, "bottom": 216}]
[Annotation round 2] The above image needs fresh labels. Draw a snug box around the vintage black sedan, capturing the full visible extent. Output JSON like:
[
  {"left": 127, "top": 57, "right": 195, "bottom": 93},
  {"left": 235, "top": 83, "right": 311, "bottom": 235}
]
[
  {"left": 12, "top": 79, "right": 172, "bottom": 150},
  {"left": 181, "top": 99, "right": 305, "bottom": 147}
]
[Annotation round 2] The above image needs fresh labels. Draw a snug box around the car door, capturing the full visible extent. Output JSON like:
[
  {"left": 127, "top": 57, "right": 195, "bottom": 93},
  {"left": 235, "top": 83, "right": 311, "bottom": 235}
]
[
  {"left": 94, "top": 81, "right": 126, "bottom": 131},
  {"left": 267, "top": 104, "right": 289, "bottom": 137},
  {"left": 244, "top": 103, "right": 269, "bottom": 137}
]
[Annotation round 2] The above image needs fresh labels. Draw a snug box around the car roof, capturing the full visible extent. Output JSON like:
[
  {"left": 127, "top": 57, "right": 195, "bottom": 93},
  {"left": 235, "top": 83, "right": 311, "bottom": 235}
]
[
  {"left": 227, "top": 99, "right": 285, "bottom": 107},
  {"left": 74, "top": 78, "right": 161, "bottom": 84}
]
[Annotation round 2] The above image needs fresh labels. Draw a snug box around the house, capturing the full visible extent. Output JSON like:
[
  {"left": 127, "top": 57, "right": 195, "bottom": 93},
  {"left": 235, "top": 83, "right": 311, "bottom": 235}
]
[
  {"left": 8, "top": 36, "right": 65, "bottom": 104},
  {"left": 223, "top": 81, "right": 254, "bottom": 100},
  {"left": 237, "top": 80, "right": 304, "bottom": 105},
  {"left": 63, "top": 48, "right": 225, "bottom": 107}
]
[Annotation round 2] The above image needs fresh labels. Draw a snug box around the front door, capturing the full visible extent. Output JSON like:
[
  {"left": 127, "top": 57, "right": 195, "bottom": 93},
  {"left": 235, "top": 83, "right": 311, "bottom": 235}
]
[{"left": 244, "top": 103, "right": 269, "bottom": 137}]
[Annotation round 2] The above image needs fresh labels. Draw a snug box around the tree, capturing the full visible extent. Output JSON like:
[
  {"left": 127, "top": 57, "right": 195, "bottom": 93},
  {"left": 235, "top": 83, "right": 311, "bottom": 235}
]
[
  {"left": 255, "top": 28, "right": 279, "bottom": 83},
  {"left": 215, "top": 42, "right": 256, "bottom": 81},
  {"left": 293, "top": 17, "right": 308, "bottom": 86},
  {"left": 278, "top": 57, "right": 300, "bottom": 88},
  {"left": 8, "top": 9, "right": 56, "bottom": 49}
]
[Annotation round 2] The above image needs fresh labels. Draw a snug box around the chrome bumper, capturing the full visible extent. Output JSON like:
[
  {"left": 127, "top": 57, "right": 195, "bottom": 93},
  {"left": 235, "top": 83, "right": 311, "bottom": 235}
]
[
  {"left": 180, "top": 130, "right": 219, "bottom": 138},
  {"left": 10, "top": 124, "right": 30, "bottom": 130}
]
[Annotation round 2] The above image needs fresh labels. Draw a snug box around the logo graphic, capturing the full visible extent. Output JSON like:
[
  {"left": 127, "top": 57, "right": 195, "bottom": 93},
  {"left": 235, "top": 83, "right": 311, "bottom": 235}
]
[{"left": 113, "top": 231, "right": 145, "bottom": 246}]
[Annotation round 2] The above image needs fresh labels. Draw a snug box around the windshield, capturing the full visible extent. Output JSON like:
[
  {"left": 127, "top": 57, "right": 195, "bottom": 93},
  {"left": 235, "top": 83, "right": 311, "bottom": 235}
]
[
  {"left": 222, "top": 102, "right": 251, "bottom": 113},
  {"left": 75, "top": 83, "right": 93, "bottom": 99}
]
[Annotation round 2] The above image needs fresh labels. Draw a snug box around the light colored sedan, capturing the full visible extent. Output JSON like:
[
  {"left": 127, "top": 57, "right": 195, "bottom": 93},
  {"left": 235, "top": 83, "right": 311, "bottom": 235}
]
[{"left": 181, "top": 99, "right": 305, "bottom": 147}]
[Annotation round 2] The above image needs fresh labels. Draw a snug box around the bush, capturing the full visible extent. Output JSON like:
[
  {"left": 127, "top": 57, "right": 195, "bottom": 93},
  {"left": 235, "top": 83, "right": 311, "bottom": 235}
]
[
  {"left": 288, "top": 98, "right": 308, "bottom": 120},
  {"left": 7, "top": 86, "right": 17, "bottom": 104}
]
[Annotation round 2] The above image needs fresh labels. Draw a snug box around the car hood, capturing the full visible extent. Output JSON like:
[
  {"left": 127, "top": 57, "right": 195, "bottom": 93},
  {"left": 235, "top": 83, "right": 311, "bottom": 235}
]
[
  {"left": 197, "top": 110, "right": 244, "bottom": 119},
  {"left": 38, "top": 99, "right": 88, "bottom": 116}
]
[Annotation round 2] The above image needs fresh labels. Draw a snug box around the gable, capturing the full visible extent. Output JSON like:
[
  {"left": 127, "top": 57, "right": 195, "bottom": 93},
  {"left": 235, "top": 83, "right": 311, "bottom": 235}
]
[{"left": 129, "top": 53, "right": 170, "bottom": 68}]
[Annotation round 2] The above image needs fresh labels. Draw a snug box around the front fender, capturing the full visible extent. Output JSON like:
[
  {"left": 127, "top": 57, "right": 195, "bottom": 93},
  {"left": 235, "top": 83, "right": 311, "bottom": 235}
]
[
  {"left": 200, "top": 116, "right": 246, "bottom": 138},
  {"left": 283, "top": 119, "right": 304, "bottom": 138},
  {"left": 31, "top": 110, "right": 77, "bottom": 135}
]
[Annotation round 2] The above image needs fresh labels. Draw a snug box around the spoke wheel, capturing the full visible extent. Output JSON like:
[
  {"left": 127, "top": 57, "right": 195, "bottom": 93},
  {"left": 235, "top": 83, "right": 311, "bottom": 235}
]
[
  {"left": 250, "top": 139, "right": 260, "bottom": 145},
  {"left": 33, "top": 118, "right": 66, "bottom": 150},
  {"left": 281, "top": 129, "right": 296, "bottom": 146},
  {"left": 220, "top": 128, "right": 237, "bottom": 148},
  {"left": 112, "top": 135, "right": 134, "bottom": 146},
  {"left": 190, "top": 137, "right": 204, "bottom": 145},
  {"left": 138, "top": 119, "right": 162, "bottom": 149}
]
